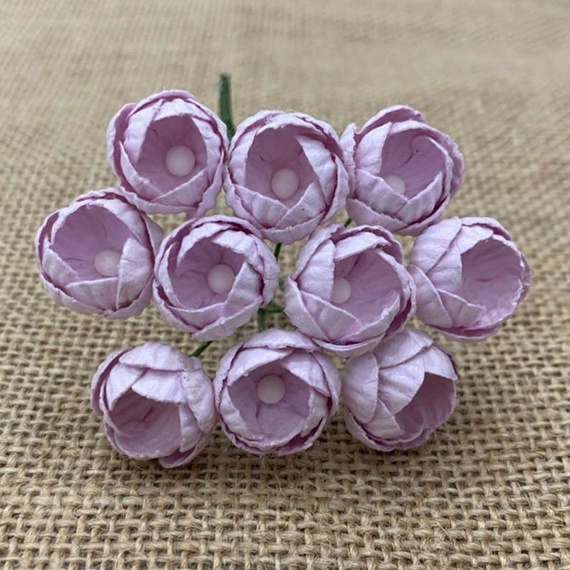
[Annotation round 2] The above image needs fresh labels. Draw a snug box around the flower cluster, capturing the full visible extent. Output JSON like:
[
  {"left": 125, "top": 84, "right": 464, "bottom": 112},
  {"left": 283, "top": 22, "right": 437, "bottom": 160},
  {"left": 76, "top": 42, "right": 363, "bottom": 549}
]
[{"left": 36, "top": 81, "right": 530, "bottom": 467}]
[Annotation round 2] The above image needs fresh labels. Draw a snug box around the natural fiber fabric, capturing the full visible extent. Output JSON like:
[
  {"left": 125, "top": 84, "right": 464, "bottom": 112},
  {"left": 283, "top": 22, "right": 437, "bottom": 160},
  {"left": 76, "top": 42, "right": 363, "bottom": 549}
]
[{"left": 1, "top": 0, "right": 569, "bottom": 568}]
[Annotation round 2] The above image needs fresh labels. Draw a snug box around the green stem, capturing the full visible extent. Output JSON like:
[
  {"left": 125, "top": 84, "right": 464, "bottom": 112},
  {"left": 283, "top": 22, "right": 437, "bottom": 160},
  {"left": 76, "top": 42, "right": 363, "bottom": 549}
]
[
  {"left": 191, "top": 341, "right": 212, "bottom": 358},
  {"left": 344, "top": 217, "right": 352, "bottom": 227},
  {"left": 278, "top": 278, "right": 285, "bottom": 292},
  {"left": 218, "top": 74, "right": 235, "bottom": 140},
  {"left": 257, "top": 309, "right": 266, "bottom": 331},
  {"left": 274, "top": 242, "right": 282, "bottom": 260}
]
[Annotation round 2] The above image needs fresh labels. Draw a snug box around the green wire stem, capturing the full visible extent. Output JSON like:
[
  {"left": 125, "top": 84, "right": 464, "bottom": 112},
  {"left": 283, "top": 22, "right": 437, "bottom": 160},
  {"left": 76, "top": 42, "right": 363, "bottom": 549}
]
[
  {"left": 218, "top": 74, "right": 236, "bottom": 140},
  {"left": 191, "top": 341, "right": 212, "bottom": 358}
]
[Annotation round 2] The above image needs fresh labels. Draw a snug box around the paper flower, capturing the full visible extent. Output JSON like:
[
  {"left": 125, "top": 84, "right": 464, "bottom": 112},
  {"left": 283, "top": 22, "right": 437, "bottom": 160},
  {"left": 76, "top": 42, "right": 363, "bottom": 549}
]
[
  {"left": 153, "top": 215, "right": 280, "bottom": 341},
  {"left": 343, "top": 329, "right": 458, "bottom": 451},
  {"left": 409, "top": 217, "right": 531, "bottom": 341},
  {"left": 342, "top": 106, "right": 464, "bottom": 236},
  {"left": 224, "top": 111, "right": 350, "bottom": 244},
  {"left": 91, "top": 342, "right": 217, "bottom": 467},
  {"left": 35, "top": 188, "right": 163, "bottom": 319},
  {"left": 213, "top": 329, "right": 340, "bottom": 455},
  {"left": 107, "top": 90, "right": 227, "bottom": 216},
  {"left": 284, "top": 224, "right": 415, "bottom": 357}
]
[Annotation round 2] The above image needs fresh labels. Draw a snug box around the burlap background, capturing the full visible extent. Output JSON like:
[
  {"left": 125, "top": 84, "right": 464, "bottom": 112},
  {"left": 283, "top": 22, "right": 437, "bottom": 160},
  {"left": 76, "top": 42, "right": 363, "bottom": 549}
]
[{"left": 1, "top": 1, "right": 569, "bottom": 568}]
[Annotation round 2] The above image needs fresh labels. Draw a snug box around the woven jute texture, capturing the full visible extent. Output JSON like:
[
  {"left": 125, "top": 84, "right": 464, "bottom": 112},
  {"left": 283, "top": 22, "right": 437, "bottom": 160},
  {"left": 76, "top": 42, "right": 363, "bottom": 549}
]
[{"left": 1, "top": 1, "right": 569, "bottom": 568}]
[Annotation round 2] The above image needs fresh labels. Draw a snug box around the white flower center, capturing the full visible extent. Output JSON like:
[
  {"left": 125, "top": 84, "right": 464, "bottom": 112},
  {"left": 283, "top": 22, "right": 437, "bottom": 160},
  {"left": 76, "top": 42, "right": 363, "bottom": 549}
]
[
  {"left": 270, "top": 168, "right": 299, "bottom": 200},
  {"left": 94, "top": 249, "right": 121, "bottom": 277},
  {"left": 331, "top": 277, "right": 352, "bottom": 304},
  {"left": 384, "top": 174, "right": 406, "bottom": 194},
  {"left": 207, "top": 264, "right": 235, "bottom": 295},
  {"left": 257, "top": 374, "right": 286, "bottom": 404},
  {"left": 165, "top": 145, "right": 195, "bottom": 177}
]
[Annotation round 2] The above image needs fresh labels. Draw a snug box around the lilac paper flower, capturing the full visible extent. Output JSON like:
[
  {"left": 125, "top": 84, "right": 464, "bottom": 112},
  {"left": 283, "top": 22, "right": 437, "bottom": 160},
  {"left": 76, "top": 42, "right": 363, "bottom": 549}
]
[
  {"left": 343, "top": 329, "right": 458, "bottom": 451},
  {"left": 107, "top": 90, "right": 227, "bottom": 216},
  {"left": 342, "top": 106, "right": 464, "bottom": 236},
  {"left": 225, "top": 111, "right": 350, "bottom": 244},
  {"left": 409, "top": 217, "right": 531, "bottom": 341},
  {"left": 213, "top": 329, "right": 340, "bottom": 456},
  {"left": 285, "top": 224, "right": 415, "bottom": 357},
  {"left": 91, "top": 342, "right": 217, "bottom": 467},
  {"left": 35, "top": 188, "right": 163, "bottom": 319},
  {"left": 153, "top": 216, "right": 279, "bottom": 341}
]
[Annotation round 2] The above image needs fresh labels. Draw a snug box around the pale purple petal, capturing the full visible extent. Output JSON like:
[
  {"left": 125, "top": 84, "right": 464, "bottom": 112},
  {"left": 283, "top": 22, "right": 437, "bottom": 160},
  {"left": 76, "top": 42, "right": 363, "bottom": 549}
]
[
  {"left": 118, "top": 342, "right": 193, "bottom": 371},
  {"left": 213, "top": 329, "right": 339, "bottom": 455},
  {"left": 107, "top": 90, "right": 227, "bottom": 216},
  {"left": 409, "top": 217, "right": 530, "bottom": 341},
  {"left": 90, "top": 342, "right": 216, "bottom": 467},
  {"left": 342, "top": 329, "right": 458, "bottom": 451},
  {"left": 91, "top": 348, "right": 128, "bottom": 416},
  {"left": 131, "top": 370, "right": 187, "bottom": 404},
  {"left": 408, "top": 265, "right": 452, "bottom": 328},
  {"left": 181, "top": 366, "right": 217, "bottom": 434},
  {"left": 112, "top": 398, "right": 182, "bottom": 459},
  {"left": 343, "top": 106, "right": 464, "bottom": 235},
  {"left": 341, "top": 352, "right": 379, "bottom": 424},
  {"left": 225, "top": 110, "right": 349, "bottom": 243},
  {"left": 176, "top": 406, "right": 204, "bottom": 452},
  {"left": 242, "top": 328, "right": 319, "bottom": 352},
  {"left": 105, "top": 364, "right": 146, "bottom": 411},
  {"left": 35, "top": 188, "right": 162, "bottom": 319},
  {"left": 225, "top": 346, "right": 294, "bottom": 386},
  {"left": 314, "top": 335, "right": 383, "bottom": 359},
  {"left": 285, "top": 224, "right": 415, "bottom": 356},
  {"left": 194, "top": 299, "right": 261, "bottom": 342},
  {"left": 154, "top": 216, "right": 279, "bottom": 340}
]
